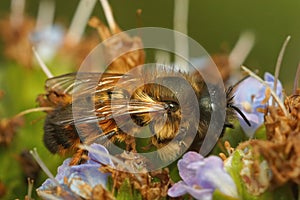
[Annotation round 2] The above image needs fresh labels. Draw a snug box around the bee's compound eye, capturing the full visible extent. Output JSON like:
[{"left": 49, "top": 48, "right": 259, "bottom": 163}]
[{"left": 164, "top": 101, "right": 179, "bottom": 113}]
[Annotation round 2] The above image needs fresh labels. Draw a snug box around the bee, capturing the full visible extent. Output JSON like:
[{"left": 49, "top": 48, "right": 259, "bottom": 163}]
[{"left": 38, "top": 64, "right": 249, "bottom": 163}]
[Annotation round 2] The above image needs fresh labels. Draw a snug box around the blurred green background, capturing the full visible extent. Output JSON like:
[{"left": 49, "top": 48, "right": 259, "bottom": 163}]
[{"left": 0, "top": 0, "right": 299, "bottom": 199}]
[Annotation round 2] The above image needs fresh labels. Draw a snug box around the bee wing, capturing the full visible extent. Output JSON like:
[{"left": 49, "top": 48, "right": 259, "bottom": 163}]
[
  {"left": 47, "top": 72, "right": 166, "bottom": 124},
  {"left": 45, "top": 72, "right": 124, "bottom": 96},
  {"left": 95, "top": 100, "right": 166, "bottom": 119},
  {"left": 71, "top": 98, "right": 166, "bottom": 144},
  {"left": 72, "top": 99, "right": 166, "bottom": 126}
]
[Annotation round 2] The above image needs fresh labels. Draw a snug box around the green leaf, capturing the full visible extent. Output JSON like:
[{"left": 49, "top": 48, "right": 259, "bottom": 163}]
[
  {"left": 253, "top": 125, "right": 267, "bottom": 140},
  {"left": 106, "top": 176, "right": 114, "bottom": 193},
  {"left": 169, "top": 160, "right": 181, "bottom": 182},
  {"left": 227, "top": 150, "right": 244, "bottom": 197},
  {"left": 116, "top": 178, "right": 143, "bottom": 200},
  {"left": 116, "top": 179, "right": 133, "bottom": 200}
]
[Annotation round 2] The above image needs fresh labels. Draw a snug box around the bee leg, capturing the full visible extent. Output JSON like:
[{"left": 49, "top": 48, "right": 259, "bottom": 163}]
[
  {"left": 69, "top": 148, "right": 88, "bottom": 165},
  {"left": 112, "top": 129, "right": 137, "bottom": 153},
  {"left": 125, "top": 135, "right": 137, "bottom": 153}
]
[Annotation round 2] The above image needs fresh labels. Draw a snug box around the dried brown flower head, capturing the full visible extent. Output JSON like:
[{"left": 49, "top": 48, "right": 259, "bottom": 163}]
[
  {"left": 88, "top": 16, "right": 145, "bottom": 74},
  {"left": 211, "top": 54, "right": 231, "bottom": 82},
  {"left": 17, "top": 150, "right": 41, "bottom": 182},
  {"left": 0, "top": 116, "right": 24, "bottom": 146},
  {"left": 239, "top": 92, "right": 300, "bottom": 187},
  {"left": 0, "top": 17, "right": 34, "bottom": 67},
  {"left": 91, "top": 184, "right": 115, "bottom": 200},
  {"left": 100, "top": 152, "right": 171, "bottom": 200},
  {"left": 62, "top": 33, "right": 100, "bottom": 69}
]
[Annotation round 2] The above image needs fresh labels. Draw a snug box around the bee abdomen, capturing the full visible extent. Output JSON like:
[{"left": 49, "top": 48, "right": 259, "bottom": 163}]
[{"left": 43, "top": 107, "right": 80, "bottom": 155}]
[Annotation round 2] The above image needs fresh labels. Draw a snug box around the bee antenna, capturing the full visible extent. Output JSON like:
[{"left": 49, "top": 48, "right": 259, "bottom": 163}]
[
  {"left": 32, "top": 46, "right": 54, "bottom": 78},
  {"left": 229, "top": 104, "right": 251, "bottom": 127},
  {"left": 226, "top": 86, "right": 235, "bottom": 99}
]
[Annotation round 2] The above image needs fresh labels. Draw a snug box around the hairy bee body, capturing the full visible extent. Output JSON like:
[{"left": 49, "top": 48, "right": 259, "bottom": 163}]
[{"left": 40, "top": 67, "right": 235, "bottom": 160}]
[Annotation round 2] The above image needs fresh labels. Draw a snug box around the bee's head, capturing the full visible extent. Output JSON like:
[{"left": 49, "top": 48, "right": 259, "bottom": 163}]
[{"left": 133, "top": 75, "right": 204, "bottom": 148}]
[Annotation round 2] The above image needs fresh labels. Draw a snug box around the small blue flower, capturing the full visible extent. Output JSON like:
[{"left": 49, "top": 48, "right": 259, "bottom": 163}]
[
  {"left": 37, "top": 144, "right": 112, "bottom": 199},
  {"left": 168, "top": 151, "right": 238, "bottom": 200},
  {"left": 234, "top": 72, "right": 283, "bottom": 137}
]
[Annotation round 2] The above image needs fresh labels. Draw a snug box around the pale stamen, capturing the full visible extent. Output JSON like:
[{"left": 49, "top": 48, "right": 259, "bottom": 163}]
[
  {"left": 226, "top": 32, "right": 255, "bottom": 86},
  {"left": 229, "top": 31, "right": 255, "bottom": 69},
  {"left": 14, "top": 107, "right": 53, "bottom": 119},
  {"left": 10, "top": 0, "right": 25, "bottom": 29},
  {"left": 173, "top": 0, "right": 189, "bottom": 72},
  {"left": 99, "top": 0, "right": 117, "bottom": 33},
  {"left": 32, "top": 46, "right": 54, "bottom": 78},
  {"left": 26, "top": 178, "right": 34, "bottom": 200},
  {"left": 293, "top": 62, "right": 300, "bottom": 94},
  {"left": 30, "top": 148, "right": 60, "bottom": 186},
  {"left": 35, "top": 0, "right": 55, "bottom": 31},
  {"left": 273, "top": 35, "right": 291, "bottom": 106},
  {"left": 66, "top": 0, "right": 97, "bottom": 45}
]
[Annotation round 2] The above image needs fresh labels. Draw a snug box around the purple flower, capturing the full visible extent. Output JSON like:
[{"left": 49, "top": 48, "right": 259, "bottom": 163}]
[
  {"left": 168, "top": 151, "right": 238, "bottom": 200},
  {"left": 234, "top": 72, "right": 283, "bottom": 137},
  {"left": 37, "top": 144, "right": 112, "bottom": 199}
]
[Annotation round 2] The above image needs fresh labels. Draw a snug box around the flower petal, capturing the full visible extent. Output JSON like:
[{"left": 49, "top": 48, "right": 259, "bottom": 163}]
[
  {"left": 70, "top": 164, "right": 108, "bottom": 188},
  {"left": 234, "top": 72, "right": 283, "bottom": 138},
  {"left": 38, "top": 144, "right": 112, "bottom": 199},
  {"left": 37, "top": 187, "right": 82, "bottom": 200},
  {"left": 195, "top": 156, "right": 238, "bottom": 198},
  {"left": 168, "top": 181, "right": 213, "bottom": 200},
  {"left": 178, "top": 151, "right": 203, "bottom": 185},
  {"left": 87, "top": 143, "right": 114, "bottom": 166},
  {"left": 264, "top": 72, "right": 274, "bottom": 82},
  {"left": 168, "top": 181, "right": 188, "bottom": 197},
  {"left": 55, "top": 158, "right": 72, "bottom": 182},
  {"left": 38, "top": 158, "right": 72, "bottom": 190},
  {"left": 234, "top": 77, "right": 262, "bottom": 103},
  {"left": 239, "top": 112, "right": 264, "bottom": 137}
]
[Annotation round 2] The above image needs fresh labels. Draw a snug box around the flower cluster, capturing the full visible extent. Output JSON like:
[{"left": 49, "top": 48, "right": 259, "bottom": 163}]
[
  {"left": 168, "top": 152, "right": 238, "bottom": 200},
  {"left": 37, "top": 144, "right": 113, "bottom": 199},
  {"left": 167, "top": 70, "right": 299, "bottom": 200},
  {"left": 233, "top": 72, "right": 283, "bottom": 137}
]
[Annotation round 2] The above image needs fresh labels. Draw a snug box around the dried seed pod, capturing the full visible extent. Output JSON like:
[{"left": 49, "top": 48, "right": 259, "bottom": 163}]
[
  {"left": 0, "top": 116, "right": 24, "bottom": 146},
  {"left": 239, "top": 93, "right": 300, "bottom": 187}
]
